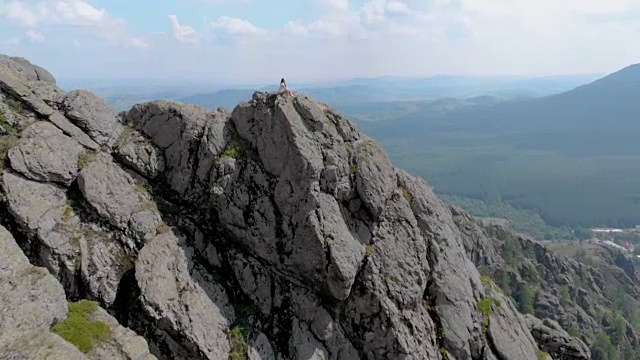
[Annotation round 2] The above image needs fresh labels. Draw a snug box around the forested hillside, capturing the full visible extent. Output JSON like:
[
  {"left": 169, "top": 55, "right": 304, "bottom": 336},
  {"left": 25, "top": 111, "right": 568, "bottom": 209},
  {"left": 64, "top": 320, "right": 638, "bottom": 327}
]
[{"left": 360, "top": 64, "right": 640, "bottom": 229}]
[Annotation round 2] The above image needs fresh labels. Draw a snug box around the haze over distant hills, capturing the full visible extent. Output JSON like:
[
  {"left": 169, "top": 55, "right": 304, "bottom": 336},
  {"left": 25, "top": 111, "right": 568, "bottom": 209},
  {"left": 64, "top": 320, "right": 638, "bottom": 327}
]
[
  {"left": 74, "top": 73, "right": 601, "bottom": 113},
  {"left": 361, "top": 63, "right": 640, "bottom": 230},
  {"left": 180, "top": 73, "right": 601, "bottom": 110}
]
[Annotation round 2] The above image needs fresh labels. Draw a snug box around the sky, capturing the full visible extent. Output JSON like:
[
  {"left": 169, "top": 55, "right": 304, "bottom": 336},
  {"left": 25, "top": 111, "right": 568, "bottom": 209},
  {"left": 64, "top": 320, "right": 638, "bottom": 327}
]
[{"left": 0, "top": 0, "right": 639, "bottom": 84}]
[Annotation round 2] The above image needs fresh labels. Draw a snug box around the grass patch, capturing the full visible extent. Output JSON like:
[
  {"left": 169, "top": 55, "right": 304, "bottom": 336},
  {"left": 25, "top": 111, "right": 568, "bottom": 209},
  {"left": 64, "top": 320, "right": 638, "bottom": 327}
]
[
  {"left": 0, "top": 113, "right": 18, "bottom": 168},
  {"left": 51, "top": 300, "right": 111, "bottom": 353},
  {"left": 222, "top": 144, "right": 239, "bottom": 159},
  {"left": 77, "top": 152, "right": 94, "bottom": 170},
  {"left": 69, "top": 233, "right": 82, "bottom": 247},
  {"left": 365, "top": 244, "right": 374, "bottom": 257},
  {"left": 228, "top": 326, "right": 248, "bottom": 360},
  {"left": 537, "top": 350, "right": 550, "bottom": 360},
  {"left": 567, "top": 325, "right": 579, "bottom": 337},
  {"left": 115, "top": 125, "right": 135, "bottom": 148},
  {"left": 227, "top": 302, "right": 256, "bottom": 360},
  {"left": 61, "top": 204, "right": 74, "bottom": 222},
  {"left": 422, "top": 299, "right": 437, "bottom": 312},
  {"left": 478, "top": 298, "right": 501, "bottom": 333},
  {"left": 6, "top": 98, "right": 23, "bottom": 113},
  {"left": 480, "top": 275, "right": 501, "bottom": 292},
  {"left": 134, "top": 201, "right": 157, "bottom": 213},
  {"left": 345, "top": 144, "right": 353, "bottom": 155},
  {"left": 133, "top": 183, "right": 148, "bottom": 195},
  {"left": 350, "top": 163, "right": 358, "bottom": 174},
  {"left": 440, "top": 348, "right": 450, "bottom": 360},
  {"left": 0, "top": 134, "right": 18, "bottom": 166},
  {"left": 402, "top": 187, "right": 412, "bottom": 202}
]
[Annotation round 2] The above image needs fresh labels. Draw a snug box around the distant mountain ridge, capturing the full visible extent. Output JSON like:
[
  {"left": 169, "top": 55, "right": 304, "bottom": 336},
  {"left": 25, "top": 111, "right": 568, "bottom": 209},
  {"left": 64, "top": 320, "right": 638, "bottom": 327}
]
[
  {"left": 176, "top": 73, "right": 602, "bottom": 111},
  {"left": 361, "top": 62, "right": 640, "bottom": 228}
]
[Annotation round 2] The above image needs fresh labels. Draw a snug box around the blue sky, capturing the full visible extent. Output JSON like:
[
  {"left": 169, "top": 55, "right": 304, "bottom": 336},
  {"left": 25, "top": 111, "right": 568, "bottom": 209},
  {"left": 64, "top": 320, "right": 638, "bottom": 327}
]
[{"left": 0, "top": 0, "right": 639, "bottom": 84}]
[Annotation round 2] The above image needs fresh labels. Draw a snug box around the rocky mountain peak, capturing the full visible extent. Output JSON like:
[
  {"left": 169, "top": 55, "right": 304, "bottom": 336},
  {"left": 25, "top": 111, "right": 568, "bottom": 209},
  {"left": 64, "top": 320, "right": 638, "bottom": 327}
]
[{"left": 0, "top": 54, "right": 591, "bottom": 360}]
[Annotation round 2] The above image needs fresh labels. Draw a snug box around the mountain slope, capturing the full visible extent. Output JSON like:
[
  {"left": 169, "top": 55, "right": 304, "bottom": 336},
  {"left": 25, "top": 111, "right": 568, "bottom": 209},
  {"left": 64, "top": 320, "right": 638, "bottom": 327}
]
[
  {"left": 0, "top": 54, "right": 592, "bottom": 360},
  {"left": 374, "top": 62, "right": 640, "bottom": 135},
  {"left": 359, "top": 63, "right": 640, "bottom": 228}
]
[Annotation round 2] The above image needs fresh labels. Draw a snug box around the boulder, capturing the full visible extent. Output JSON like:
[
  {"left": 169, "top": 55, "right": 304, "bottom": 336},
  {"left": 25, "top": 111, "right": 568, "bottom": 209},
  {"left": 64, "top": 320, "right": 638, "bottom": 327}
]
[
  {"left": 57, "top": 90, "right": 124, "bottom": 147},
  {"left": 8, "top": 121, "right": 84, "bottom": 186}
]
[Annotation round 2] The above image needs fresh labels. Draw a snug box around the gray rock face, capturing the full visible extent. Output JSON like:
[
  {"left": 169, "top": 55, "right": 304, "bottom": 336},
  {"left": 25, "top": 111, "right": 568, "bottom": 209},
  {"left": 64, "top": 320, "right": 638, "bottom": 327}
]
[
  {"left": 1, "top": 54, "right": 576, "bottom": 360},
  {"left": 0, "top": 55, "right": 99, "bottom": 150},
  {"left": 0, "top": 225, "right": 156, "bottom": 360},
  {"left": 48, "top": 112, "right": 100, "bottom": 150},
  {"left": 123, "top": 100, "right": 228, "bottom": 200},
  {"left": 353, "top": 139, "right": 396, "bottom": 218},
  {"left": 119, "top": 93, "right": 549, "bottom": 360},
  {"left": 57, "top": 90, "right": 124, "bottom": 147},
  {"left": 115, "top": 127, "right": 166, "bottom": 178},
  {"left": 1, "top": 170, "right": 66, "bottom": 230},
  {"left": 77, "top": 153, "right": 155, "bottom": 230},
  {"left": 8, "top": 121, "right": 84, "bottom": 185},
  {"left": 525, "top": 315, "right": 590, "bottom": 360},
  {"left": 248, "top": 333, "right": 276, "bottom": 360},
  {"left": 88, "top": 306, "right": 157, "bottom": 360},
  {"left": 0, "top": 225, "right": 85, "bottom": 359},
  {"left": 457, "top": 207, "right": 636, "bottom": 358},
  {"left": 0, "top": 55, "right": 56, "bottom": 83},
  {"left": 132, "top": 232, "right": 234, "bottom": 360},
  {"left": 229, "top": 95, "right": 365, "bottom": 302}
]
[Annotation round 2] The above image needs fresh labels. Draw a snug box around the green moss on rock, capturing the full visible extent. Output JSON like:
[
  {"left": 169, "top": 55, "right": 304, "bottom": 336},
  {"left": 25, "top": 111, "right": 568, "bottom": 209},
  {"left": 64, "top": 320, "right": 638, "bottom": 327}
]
[
  {"left": 478, "top": 298, "right": 501, "bottom": 333},
  {"left": 51, "top": 300, "right": 111, "bottom": 353}
]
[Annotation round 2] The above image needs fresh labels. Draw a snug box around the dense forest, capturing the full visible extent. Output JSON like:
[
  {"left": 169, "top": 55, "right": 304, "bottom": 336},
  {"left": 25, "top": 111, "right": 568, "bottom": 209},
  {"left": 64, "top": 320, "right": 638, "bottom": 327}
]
[
  {"left": 441, "top": 194, "right": 591, "bottom": 240},
  {"left": 355, "top": 64, "right": 640, "bottom": 230}
]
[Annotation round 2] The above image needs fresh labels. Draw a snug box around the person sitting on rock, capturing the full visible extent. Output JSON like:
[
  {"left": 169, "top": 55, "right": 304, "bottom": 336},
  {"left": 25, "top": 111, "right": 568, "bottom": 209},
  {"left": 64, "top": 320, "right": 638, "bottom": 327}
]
[{"left": 279, "top": 78, "right": 294, "bottom": 97}]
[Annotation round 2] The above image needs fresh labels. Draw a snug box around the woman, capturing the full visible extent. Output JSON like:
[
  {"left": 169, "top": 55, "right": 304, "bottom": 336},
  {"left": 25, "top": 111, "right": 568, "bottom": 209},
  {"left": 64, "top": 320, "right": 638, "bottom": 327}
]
[{"left": 279, "top": 78, "right": 293, "bottom": 97}]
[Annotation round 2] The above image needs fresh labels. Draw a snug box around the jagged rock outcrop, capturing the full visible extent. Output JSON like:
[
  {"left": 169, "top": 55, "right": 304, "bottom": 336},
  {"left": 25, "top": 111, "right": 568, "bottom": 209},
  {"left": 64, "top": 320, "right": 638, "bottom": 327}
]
[
  {"left": 0, "top": 54, "right": 591, "bottom": 360},
  {"left": 0, "top": 225, "right": 156, "bottom": 360},
  {"left": 8, "top": 121, "right": 84, "bottom": 186},
  {"left": 452, "top": 205, "right": 640, "bottom": 359},
  {"left": 56, "top": 90, "right": 124, "bottom": 147},
  {"left": 0, "top": 225, "right": 81, "bottom": 359},
  {"left": 525, "top": 315, "right": 590, "bottom": 360},
  {"left": 0, "top": 55, "right": 157, "bottom": 358}
]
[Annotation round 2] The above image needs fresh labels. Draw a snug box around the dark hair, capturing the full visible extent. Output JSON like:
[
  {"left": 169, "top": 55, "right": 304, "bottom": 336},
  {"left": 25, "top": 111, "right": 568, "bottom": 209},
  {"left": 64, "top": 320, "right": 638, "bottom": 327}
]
[{"left": 281, "top": 78, "right": 285, "bottom": 83}]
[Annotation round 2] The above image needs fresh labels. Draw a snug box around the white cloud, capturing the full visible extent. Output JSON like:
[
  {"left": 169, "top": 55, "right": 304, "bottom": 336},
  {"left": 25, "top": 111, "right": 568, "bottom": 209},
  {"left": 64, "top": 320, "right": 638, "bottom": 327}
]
[
  {"left": 211, "top": 16, "right": 267, "bottom": 36},
  {"left": 0, "top": 37, "right": 20, "bottom": 48},
  {"left": 8, "top": 0, "right": 640, "bottom": 82},
  {"left": 0, "top": 0, "right": 146, "bottom": 49},
  {"left": 282, "top": 21, "right": 309, "bottom": 36},
  {"left": 26, "top": 30, "right": 45, "bottom": 43},
  {"left": 0, "top": 0, "right": 106, "bottom": 27},
  {"left": 0, "top": 2, "right": 39, "bottom": 26},
  {"left": 304, "top": 0, "right": 365, "bottom": 37},
  {"left": 128, "top": 38, "right": 149, "bottom": 49},
  {"left": 169, "top": 15, "right": 199, "bottom": 44},
  {"left": 459, "top": 0, "right": 637, "bottom": 34},
  {"left": 362, "top": 0, "right": 413, "bottom": 24},
  {"left": 386, "top": 0, "right": 411, "bottom": 14},
  {"left": 321, "top": 0, "right": 349, "bottom": 12},
  {"left": 189, "top": 0, "right": 250, "bottom": 2}
]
